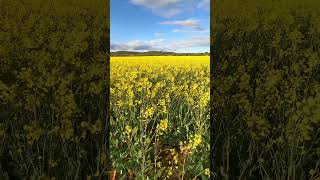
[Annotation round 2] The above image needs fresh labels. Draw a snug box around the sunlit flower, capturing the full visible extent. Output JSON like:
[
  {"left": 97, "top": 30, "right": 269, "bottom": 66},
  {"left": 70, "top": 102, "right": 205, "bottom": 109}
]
[
  {"left": 204, "top": 168, "right": 210, "bottom": 176},
  {"left": 156, "top": 119, "right": 168, "bottom": 135},
  {"left": 143, "top": 106, "right": 154, "bottom": 119},
  {"left": 123, "top": 125, "right": 132, "bottom": 138}
]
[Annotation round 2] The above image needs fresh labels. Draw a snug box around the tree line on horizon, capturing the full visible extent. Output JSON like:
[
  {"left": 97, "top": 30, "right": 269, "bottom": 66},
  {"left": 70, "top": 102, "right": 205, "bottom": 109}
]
[{"left": 111, "top": 51, "right": 210, "bottom": 57}]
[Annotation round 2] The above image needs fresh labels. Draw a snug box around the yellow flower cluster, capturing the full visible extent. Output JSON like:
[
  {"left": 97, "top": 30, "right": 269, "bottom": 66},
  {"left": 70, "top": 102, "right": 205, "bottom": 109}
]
[
  {"left": 180, "top": 133, "right": 203, "bottom": 152},
  {"left": 190, "top": 133, "right": 202, "bottom": 149},
  {"left": 204, "top": 168, "right": 210, "bottom": 176},
  {"left": 169, "top": 148, "right": 179, "bottom": 165},
  {"left": 124, "top": 125, "right": 132, "bottom": 138},
  {"left": 155, "top": 119, "right": 169, "bottom": 136},
  {"left": 157, "top": 119, "right": 168, "bottom": 133},
  {"left": 143, "top": 106, "right": 155, "bottom": 119}
]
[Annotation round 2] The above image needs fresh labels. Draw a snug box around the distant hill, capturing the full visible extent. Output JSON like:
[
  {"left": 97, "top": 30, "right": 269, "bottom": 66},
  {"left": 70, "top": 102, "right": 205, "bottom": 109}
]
[{"left": 111, "top": 51, "right": 210, "bottom": 56}]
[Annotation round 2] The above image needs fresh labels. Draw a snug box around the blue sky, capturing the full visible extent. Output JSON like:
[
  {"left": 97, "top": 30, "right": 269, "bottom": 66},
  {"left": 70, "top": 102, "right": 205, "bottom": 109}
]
[{"left": 111, "top": 0, "right": 210, "bottom": 53}]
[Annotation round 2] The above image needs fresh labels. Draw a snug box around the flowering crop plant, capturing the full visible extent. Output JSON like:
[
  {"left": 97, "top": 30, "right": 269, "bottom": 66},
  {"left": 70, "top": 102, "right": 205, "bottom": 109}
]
[{"left": 110, "top": 56, "right": 210, "bottom": 179}]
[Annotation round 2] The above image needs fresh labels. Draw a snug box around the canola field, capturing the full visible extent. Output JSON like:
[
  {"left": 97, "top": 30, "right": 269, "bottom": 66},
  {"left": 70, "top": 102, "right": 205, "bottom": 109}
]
[{"left": 110, "top": 56, "right": 210, "bottom": 179}]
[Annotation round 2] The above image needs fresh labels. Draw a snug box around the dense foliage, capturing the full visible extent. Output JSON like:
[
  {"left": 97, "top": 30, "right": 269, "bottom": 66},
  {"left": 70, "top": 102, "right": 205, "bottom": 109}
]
[
  {"left": 0, "top": 0, "right": 109, "bottom": 179},
  {"left": 211, "top": 0, "right": 320, "bottom": 179},
  {"left": 110, "top": 56, "right": 210, "bottom": 179}
]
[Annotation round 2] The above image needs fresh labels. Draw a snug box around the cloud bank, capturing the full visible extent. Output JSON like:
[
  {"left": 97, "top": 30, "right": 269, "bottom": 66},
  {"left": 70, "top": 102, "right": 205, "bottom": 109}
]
[{"left": 111, "top": 36, "right": 209, "bottom": 52}]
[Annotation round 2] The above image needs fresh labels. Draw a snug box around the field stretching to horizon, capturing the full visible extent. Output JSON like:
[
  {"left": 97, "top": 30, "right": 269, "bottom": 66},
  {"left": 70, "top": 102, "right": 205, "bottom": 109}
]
[{"left": 110, "top": 56, "right": 210, "bottom": 179}]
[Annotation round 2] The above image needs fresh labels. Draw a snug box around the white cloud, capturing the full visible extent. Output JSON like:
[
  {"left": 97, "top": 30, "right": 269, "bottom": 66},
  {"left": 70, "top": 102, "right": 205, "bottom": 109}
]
[
  {"left": 154, "top": 32, "right": 164, "bottom": 36},
  {"left": 129, "top": 0, "right": 190, "bottom": 17},
  {"left": 111, "top": 39, "right": 168, "bottom": 52},
  {"left": 172, "top": 28, "right": 209, "bottom": 33},
  {"left": 129, "top": 0, "right": 209, "bottom": 17},
  {"left": 157, "top": 8, "right": 182, "bottom": 18},
  {"left": 159, "top": 19, "right": 202, "bottom": 30},
  {"left": 130, "top": 0, "right": 182, "bottom": 9},
  {"left": 197, "top": 0, "right": 209, "bottom": 9},
  {"left": 168, "top": 36, "right": 209, "bottom": 49},
  {"left": 111, "top": 36, "right": 209, "bottom": 52}
]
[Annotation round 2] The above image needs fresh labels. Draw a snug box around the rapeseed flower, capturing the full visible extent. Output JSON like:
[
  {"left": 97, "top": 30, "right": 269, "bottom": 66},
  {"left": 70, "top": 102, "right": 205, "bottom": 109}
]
[
  {"left": 156, "top": 119, "right": 168, "bottom": 135},
  {"left": 124, "top": 125, "right": 132, "bottom": 138},
  {"left": 143, "top": 106, "right": 154, "bottom": 119},
  {"left": 204, "top": 168, "right": 210, "bottom": 176},
  {"left": 185, "top": 133, "right": 202, "bottom": 150}
]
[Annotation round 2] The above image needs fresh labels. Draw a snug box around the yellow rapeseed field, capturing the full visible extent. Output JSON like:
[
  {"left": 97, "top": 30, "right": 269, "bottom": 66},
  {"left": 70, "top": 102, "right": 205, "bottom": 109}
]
[{"left": 110, "top": 56, "right": 210, "bottom": 179}]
